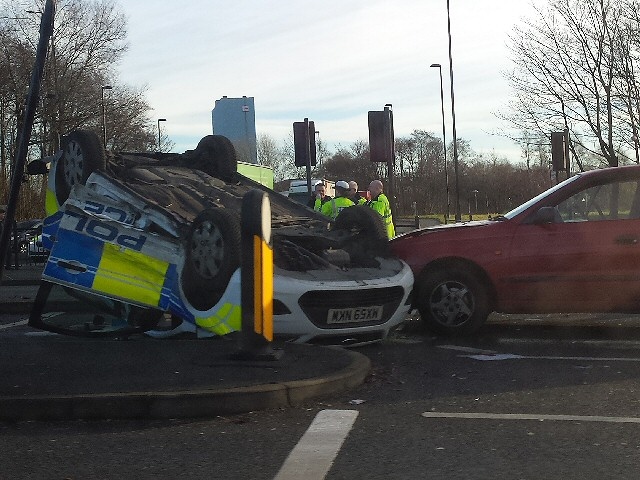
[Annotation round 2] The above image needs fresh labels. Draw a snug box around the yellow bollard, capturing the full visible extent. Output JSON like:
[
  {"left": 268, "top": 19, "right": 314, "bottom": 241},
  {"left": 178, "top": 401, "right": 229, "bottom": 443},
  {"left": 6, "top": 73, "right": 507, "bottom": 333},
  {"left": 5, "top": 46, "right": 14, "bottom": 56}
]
[{"left": 233, "top": 189, "right": 282, "bottom": 360}]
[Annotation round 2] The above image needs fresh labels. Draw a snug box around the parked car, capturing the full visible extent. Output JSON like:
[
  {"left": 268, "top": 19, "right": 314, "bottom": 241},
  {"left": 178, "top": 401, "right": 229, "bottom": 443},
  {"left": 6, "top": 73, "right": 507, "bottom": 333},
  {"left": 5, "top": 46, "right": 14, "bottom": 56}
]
[
  {"left": 391, "top": 165, "right": 640, "bottom": 335},
  {"left": 27, "top": 130, "right": 413, "bottom": 344},
  {"left": 5, "top": 219, "right": 42, "bottom": 262},
  {"left": 27, "top": 233, "right": 48, "bottom": 262}
]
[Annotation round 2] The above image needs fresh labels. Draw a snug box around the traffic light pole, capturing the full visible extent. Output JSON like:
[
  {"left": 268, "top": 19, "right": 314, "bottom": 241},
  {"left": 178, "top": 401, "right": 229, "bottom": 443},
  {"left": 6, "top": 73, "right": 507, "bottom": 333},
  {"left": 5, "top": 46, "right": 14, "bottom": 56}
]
[
  {"left": 293, "top": 118, "right": 317, "bottom": 196},
  {"left": 304, "top": 118, "right": 312, "bottom": 197},
  {"left": 384, "top": 104, "right": 395, "bottom": 215}
]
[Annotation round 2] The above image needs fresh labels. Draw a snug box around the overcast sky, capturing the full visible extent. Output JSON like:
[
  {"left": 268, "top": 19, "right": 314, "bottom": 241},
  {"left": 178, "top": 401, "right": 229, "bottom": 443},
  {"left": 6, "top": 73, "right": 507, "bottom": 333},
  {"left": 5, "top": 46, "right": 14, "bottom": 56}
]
[{"left": 117, "top": 0, "right": 537, "bottom": 161}]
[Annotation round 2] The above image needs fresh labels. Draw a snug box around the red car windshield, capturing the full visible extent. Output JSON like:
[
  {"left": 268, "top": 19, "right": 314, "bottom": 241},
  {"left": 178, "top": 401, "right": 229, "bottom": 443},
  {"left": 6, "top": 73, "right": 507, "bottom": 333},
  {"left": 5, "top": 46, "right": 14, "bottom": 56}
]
[{"left": 501, "top": 174, "right": 581, "bottom": 220}]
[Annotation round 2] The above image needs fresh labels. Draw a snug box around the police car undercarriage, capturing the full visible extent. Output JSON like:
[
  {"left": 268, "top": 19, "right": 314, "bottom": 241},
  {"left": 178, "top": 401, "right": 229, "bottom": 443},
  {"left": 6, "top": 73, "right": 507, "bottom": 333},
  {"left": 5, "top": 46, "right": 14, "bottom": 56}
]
[{"left": 29, "top": 130, "right": 413, "bottom": 346}]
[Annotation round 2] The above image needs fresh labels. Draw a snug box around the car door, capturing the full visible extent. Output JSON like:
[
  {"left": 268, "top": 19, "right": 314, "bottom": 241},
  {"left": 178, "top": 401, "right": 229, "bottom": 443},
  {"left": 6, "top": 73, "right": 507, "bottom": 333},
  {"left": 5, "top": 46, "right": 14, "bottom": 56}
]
[{"left": 502, "top": 178, "right": 640, "bottom": 313}]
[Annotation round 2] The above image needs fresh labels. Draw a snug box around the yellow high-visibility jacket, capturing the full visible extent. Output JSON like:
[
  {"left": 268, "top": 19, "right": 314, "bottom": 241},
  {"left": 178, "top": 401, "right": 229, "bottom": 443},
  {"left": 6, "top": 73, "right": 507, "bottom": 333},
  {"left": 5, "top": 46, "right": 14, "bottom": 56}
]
[
  {"left": 321, "top": 196, "right": 355, "bottom": 220},
  {"left": 368, "top": 193, "right": 395, "bottom": 238}
]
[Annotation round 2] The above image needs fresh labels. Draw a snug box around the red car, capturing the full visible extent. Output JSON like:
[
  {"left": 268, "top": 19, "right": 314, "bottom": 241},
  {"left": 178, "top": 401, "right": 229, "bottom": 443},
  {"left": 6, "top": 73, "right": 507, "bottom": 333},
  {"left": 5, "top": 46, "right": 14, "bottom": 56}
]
[{"left": 390, "top": 165, "right": 640, "bottom": 335}]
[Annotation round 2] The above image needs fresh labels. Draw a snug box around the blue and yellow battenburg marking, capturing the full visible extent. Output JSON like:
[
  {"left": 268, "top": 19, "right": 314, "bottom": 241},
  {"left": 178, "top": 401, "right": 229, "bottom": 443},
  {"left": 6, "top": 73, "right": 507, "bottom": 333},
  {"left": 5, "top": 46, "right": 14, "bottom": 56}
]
[{"left": 42, "top": 209, "right": 242, "bottom": 336}]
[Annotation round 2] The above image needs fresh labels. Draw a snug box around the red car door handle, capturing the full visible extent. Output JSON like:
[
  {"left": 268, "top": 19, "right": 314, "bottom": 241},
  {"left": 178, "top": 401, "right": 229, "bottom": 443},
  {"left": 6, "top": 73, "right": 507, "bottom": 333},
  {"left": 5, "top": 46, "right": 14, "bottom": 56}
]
[{"left": 615, "top": 235, "right": 639, "bottom": 245}]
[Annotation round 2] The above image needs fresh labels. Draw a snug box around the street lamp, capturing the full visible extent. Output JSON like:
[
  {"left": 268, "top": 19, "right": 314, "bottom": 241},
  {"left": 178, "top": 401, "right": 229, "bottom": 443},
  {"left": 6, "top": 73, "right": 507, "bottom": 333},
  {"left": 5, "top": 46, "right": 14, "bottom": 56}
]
[
  {"left": 446, "top": 0, "right": 461, "bottom": 222},
  {"left": 157, "top": 118, "right": 166, "bottom": 150},
  {"left": 101, "top": 85, "right": 112, "bottom": 148},
  {"left": 472, "top": 189, "right": 479, "bottom": 219},
  {"left": 468, "top": 190, "right": 478, "bottom": 220},
  {"left": 430, "top": 63, "right": 450, "bottom": 224},
  {"left": 28, "top": 8, "right": 59, "bottom": 151}
]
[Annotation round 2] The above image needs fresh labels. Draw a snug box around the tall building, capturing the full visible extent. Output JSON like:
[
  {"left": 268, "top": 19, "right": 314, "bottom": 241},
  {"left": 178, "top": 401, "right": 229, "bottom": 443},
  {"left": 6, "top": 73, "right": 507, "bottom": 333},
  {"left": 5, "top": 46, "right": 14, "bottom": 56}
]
[{"left": 211, "top": 96, "right": 257, "bottom": 164}]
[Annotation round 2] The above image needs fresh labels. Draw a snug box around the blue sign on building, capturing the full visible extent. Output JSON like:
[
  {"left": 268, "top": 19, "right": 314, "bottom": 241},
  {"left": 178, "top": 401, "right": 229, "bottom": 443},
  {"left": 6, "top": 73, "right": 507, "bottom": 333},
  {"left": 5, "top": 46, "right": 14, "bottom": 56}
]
[{"left": 212, "top": 96, "right": 257, "bottom": 164}]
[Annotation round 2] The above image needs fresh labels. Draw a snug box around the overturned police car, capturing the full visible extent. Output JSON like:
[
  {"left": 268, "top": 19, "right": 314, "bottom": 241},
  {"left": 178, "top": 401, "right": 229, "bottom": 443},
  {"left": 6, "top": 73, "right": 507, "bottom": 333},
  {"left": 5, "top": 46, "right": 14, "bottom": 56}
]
[{"left": 28, "top": 130, "right": 413, "bottom": 345}]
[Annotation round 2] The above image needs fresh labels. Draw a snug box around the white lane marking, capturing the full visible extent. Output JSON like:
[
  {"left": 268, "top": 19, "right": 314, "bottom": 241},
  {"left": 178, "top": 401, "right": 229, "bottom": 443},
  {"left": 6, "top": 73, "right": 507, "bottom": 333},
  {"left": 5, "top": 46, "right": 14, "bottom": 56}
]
[
  {"left": 499, "top": 337, "right": 640, "bottom": 348},
  {"left": 0, "top": 319, "right": 28, "bottom": 331},
  {"left": 437, "top": 345, "right": 498, "bottom": 354},
  {"left": 464, "top": 353, "right": 640, "bottom": 362},
  {"left": 24, "top": 330, "right": 59, "bottom": 337},
  {"left": 422, "top": 412, "right": 640, "bottom": 424},
  {"left": 437, "top": 344, "right": 640, "bottom": 362},
  {"left": 274, "top": 409, "right": 358, "bottom": 480}
]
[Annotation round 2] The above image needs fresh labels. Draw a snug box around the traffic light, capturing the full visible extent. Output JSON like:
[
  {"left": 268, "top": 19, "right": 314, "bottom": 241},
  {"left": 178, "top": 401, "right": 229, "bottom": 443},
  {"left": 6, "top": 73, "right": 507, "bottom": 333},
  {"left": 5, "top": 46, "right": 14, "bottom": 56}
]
[
  {"left": 293, "top": 119, "right": 316, "bottom": 167},
  {"left": 368, "top": 109, "right": 393, "bottom": 162}
]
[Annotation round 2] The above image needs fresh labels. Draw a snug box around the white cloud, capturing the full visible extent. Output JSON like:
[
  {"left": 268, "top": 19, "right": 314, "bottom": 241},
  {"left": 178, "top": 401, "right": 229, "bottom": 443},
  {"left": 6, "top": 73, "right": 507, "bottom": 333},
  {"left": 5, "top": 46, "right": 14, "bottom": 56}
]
[{"left": 117, "top": 0, "right": 536, "bottom": 159}]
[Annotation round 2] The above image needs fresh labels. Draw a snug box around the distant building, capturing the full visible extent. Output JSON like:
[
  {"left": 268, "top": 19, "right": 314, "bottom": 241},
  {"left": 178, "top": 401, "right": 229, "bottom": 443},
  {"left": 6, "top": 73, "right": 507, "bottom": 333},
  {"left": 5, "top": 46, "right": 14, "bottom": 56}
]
[{"left": 211, "top": 96, "right": 257, "bottom": 164}]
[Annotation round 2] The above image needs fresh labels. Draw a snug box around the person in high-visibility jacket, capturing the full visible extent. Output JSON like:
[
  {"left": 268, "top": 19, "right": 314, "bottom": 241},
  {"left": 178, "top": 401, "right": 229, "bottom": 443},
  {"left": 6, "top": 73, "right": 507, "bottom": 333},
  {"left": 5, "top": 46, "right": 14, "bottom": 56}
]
[
  {"left": 367, "top": 179, "right": 395, "bottom": 238},
  {"left": 321, "top": 181, "right": 354, "bottom": 219},
  {"left": 348, "top": 180, "right": 368, "bottom": 205},
  {"left": 307, "top": 181, "right": 332, "bottom": 212}
]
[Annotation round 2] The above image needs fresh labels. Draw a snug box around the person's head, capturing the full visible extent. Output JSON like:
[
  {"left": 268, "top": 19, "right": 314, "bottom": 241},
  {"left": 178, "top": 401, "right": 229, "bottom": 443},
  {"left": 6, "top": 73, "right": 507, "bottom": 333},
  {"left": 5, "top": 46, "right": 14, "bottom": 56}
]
[
  {"left": 314, "top": 182, "right": 326, "bottom": 197},
  {"left": 368, "top": 180, "right": 383, "bottom": 198},
  {"left": 335, "top": 180, "right": 350, "bottom": 198},
  {"left": 348, "top": 181, "right": 358, "bottom": 196}
]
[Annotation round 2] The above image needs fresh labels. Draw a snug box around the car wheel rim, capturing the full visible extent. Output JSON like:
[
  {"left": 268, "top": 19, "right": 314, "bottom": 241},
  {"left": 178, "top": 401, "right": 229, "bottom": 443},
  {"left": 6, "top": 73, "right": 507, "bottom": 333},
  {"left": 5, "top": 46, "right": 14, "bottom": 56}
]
[
  {"left": 429, "top": 280, "right": 474, "bottom": 326},
  {"left": 190, "top": 219, "right": 224, "bottom": 279},
  {"left": 63, "top": 140, "right": 84, "bottom": 188}
]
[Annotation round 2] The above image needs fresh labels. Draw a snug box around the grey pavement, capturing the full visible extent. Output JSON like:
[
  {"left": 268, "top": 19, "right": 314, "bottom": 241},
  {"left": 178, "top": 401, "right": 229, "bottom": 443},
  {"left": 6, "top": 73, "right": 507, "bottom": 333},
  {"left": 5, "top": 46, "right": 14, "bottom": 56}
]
[{"left": 0, "top": 263, "right": 371, "bottom": 421}]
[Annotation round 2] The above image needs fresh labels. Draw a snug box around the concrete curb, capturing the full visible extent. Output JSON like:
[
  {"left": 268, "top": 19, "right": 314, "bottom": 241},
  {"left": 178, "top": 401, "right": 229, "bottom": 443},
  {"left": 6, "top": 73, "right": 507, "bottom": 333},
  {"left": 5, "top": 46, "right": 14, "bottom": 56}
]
[
  {"left": 0, "top": 300, "right": 78, "bottom": 315},
  {"left": 0, "top": 283, "right": 74, "bottom": 315},
  {"left": 0, "top": 348, "right": 371, "bottom": 421},
  {"left": 0, "top": 302, "right": 39, "bottom": 315}
]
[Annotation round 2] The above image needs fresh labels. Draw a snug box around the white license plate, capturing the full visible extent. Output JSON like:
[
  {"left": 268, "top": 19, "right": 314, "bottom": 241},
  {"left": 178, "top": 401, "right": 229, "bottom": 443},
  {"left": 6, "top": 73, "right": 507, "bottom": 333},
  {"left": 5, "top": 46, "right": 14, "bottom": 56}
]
[{"left": 327, "top": 306, "right": 384, "bottom": 324}]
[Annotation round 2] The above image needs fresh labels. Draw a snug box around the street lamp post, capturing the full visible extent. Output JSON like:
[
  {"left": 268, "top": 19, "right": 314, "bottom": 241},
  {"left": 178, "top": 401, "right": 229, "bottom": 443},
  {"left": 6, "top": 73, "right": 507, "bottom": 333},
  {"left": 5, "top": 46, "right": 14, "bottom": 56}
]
[
  {"left": 25, "top": 8, "right": 61, "bottom": 151},
  {"left": 430, "top": 63, "right": 450, "bottom": 224},
  {"left": 101, "top": 85, "right": 112, "bottom": 148},
  {"left": 471, "top": 189, "right": 479, "bottom": 220},
  {"left": 157, "top": 118, "right": 166, "bottom": 150},
  {"left": 446, "top": 0, "right": 461, "bottom": 222}
]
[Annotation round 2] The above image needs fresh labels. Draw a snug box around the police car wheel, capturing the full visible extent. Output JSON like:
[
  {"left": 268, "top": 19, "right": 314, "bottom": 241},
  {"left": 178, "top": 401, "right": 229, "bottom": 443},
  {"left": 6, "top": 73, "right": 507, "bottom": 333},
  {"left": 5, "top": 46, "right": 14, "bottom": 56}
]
[
  {"left": 332, "top": 205, "right": 390, "bottom": 261},
  {"left": 192, "top": 135, "right": 238, "bottom": 182},
  {"left": 334, "top": 205, "right": 387, "bottom": 240},
  {"left": 333, "top": 204, "right": 389, "bottom": 256},
  {"left": 182, "top": 208, "right": 241, "bottom": 311},
  {"left": 55, "top": 130, "right": 106, "bottom": 205}
]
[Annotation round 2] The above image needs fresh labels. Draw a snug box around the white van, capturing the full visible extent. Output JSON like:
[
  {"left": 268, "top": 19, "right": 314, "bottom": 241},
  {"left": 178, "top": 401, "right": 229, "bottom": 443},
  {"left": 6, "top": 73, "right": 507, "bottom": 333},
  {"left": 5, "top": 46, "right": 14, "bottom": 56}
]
[{"left": 286, "top": 178, "right": 335, "bottom": 206}]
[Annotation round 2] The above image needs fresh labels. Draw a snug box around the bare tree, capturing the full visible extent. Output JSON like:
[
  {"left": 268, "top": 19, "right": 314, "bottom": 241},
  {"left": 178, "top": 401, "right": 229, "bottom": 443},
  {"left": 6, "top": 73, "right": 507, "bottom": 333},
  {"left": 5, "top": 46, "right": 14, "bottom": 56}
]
[
  {"left": 257, "top": 133, "right": 279, "bottom": 167},
  {"left": 106, "top": 84, "right": 161, "bottom": 152},
  {"left": 0, "top": 0, "right": 170, "bottom": 219},
  {"left": 28, "top": 0, "right": 129, "bottom": 149},
  {"left": 0, "top": 0, "right": 159, "bottom": 162},
  {"left": 504, "top": 0, "right": 640, "bottom": 168},
  {"left": 320, "top": 141, "right": 377, "bottom": 186}
]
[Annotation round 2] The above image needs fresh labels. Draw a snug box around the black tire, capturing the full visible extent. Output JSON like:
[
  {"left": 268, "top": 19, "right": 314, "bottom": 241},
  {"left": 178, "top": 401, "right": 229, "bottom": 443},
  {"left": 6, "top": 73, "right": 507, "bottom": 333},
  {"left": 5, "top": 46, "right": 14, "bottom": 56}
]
[
  {"left": 181, "top": 208, "right": 241, "bottom": 311},
  {"left": 55, "top": 130, "right": 106, "bottom": 206},
  {"left": 416, "top": 266, "right": 490, "bottom": 336},
  {"left": 333, "top": 205, "right": 388, "bottom": 242},
  {"left": 332, "top": 204, "right": 389, "bottom": 260},
  {"left": 127, "top": 306, "right": 163, "bottom": 331},
  {"left": 192, "top": 135, "right": 238, "bottom": 182}
]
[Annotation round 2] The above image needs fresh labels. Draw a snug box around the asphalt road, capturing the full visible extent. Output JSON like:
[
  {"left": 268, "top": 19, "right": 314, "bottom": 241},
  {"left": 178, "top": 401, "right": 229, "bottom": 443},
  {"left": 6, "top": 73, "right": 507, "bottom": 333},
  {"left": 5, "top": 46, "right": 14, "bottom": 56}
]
[{"left": 3, "top": 314, "right": 640, "bottom": 479}]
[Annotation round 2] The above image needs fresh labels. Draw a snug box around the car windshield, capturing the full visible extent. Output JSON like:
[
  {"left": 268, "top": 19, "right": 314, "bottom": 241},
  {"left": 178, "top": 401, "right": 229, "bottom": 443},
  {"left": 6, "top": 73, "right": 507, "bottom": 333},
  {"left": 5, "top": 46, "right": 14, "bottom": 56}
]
[{"left": 500, "top": 174, "right": 581, "bottom": 219}]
